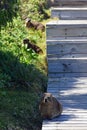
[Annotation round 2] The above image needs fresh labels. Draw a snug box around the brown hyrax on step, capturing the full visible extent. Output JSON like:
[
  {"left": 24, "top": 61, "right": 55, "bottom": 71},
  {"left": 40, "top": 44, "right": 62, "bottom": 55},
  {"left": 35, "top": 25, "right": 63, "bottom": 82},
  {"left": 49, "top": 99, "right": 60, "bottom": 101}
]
[{"left": 39, "top": 93, "right": 63, "bottom": 119}]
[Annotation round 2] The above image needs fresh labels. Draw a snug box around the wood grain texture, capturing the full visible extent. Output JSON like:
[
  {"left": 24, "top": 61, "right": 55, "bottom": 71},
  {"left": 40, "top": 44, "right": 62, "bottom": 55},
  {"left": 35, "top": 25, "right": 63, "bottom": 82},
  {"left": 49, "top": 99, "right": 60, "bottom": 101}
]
[
  {"left": 46, "top": 20, "right": 87, "bottom": 40},
  {"left": 48, "top": 58, "right": 87, "bottom": 73},
  {"left": 43, "top": 2, "right": 87, "bottom": 129},
  {"left": 47, "top": 40, "right": 87, "bottom": 56},
  {"left": 51, "top": 7, "right": 87, "bottom": 19},
  {"left": 48, "top": 73, "right": 87, "bottom": 78},
  {"left": 49, "top": 0, "right": 87, "bottom": 6}
]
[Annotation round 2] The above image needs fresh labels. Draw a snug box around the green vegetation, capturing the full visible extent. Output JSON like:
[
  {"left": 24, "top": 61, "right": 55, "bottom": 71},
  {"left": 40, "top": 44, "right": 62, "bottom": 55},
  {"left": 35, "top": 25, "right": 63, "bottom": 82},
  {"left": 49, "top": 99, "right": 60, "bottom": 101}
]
[
  {"left": 0, "top": 0, "right": 50, "bottom": 129},
  {"left": 19, "top": 0, "right": 50, "bottom": 21},
  {"left": 0, "top": 0, "right": 19, "bottom": 28},
  {"left": 0, "top": 90, "right": 42, "bottom": 130}
]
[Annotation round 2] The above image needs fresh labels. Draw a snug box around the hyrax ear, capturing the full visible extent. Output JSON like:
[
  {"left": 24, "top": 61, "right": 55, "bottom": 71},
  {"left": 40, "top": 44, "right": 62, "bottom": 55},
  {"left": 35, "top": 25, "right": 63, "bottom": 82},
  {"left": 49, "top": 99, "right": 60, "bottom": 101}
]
[
  {"left": 28, "top": 18, "right": 31, "bottom": 22},
  {"left": 43, "top": 92, "right": 52, "bottom": 97},
  {"left": 47, "top": 92, "right": 52, "bottom": 97},
  {"left": 48, "top": 93, "right": 53, "bottom": 101},
  {"left": 25, "top": 18, "right": 31, "bottom": 23}
]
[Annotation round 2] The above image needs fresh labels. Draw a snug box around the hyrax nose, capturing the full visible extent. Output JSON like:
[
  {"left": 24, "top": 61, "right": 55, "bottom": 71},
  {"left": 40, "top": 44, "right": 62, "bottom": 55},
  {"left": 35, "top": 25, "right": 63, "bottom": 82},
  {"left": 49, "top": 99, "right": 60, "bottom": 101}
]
[{"left": 45, "top": 98, "right": 47, "bottom": 103}]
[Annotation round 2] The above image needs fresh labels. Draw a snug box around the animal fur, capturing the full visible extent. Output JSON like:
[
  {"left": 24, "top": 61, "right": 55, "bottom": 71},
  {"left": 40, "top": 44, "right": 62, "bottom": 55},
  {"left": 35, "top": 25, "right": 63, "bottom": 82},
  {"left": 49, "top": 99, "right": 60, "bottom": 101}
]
[
  {"left": 23, "top": 38, "right": 43, "bottom": 54},
  {"left": 25, "top": 18, "right": 45, "bottom": 31},
  {"left": 39, "top": 93, "right": 63, "bottom": 119}
]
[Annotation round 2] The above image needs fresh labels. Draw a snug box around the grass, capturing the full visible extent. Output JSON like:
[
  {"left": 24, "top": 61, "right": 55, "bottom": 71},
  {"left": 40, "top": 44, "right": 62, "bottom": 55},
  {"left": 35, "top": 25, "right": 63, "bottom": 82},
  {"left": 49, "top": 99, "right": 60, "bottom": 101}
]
[
  {"left": 0, "top": 89, "right": 42, "bottom": 130},
  {"left": 0, "top": 16, "right": 48, "bottom": 130},
  {"left": 0, "top": 0, "right": 51, "bottom": 129}
]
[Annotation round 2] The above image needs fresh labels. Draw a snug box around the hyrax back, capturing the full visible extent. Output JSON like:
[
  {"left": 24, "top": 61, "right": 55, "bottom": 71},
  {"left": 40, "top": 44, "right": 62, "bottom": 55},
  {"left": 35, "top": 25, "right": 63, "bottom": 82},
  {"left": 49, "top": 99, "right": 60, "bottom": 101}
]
[
  {"left": 25, "top": 18, "right": 45, "bottom": 31},
  {"left": 39, "top": 93, "right": 63, "bottom": 119}
]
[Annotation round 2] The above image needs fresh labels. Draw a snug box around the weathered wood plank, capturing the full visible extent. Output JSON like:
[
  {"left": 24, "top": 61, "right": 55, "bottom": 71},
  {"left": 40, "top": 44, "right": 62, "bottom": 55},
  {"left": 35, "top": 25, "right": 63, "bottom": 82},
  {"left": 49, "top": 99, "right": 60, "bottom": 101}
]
[
  {"left": 48, "top": 73, "right": 87, "bottom": 78},
  {"left": 47, "top": 20, "right": 87, "bottom": 25},
  {"left": 43, "top": 123, "right": 87, "bottom": 126},
  {"left": 42, "top": 127, "right": 87, "bottom": 130},
  {"left": 48, "top": 0, "right": 87, "bottom": 7},
  {"left": 46, "top": 20, "right": 87, "bottom": 40},
  {"left": 51, "top": 7, "right": 87, "bottom": 19},
  {"left": 48, "top": 76, "right": 87, "bottom": 81},
  {"left": 42, "top": 117, "right": 87, "bottom": 130},
  {"left": 48, "top": 58, "right": 87, "bottom": 73},
  {"left": 63, "top": 111, "right": 87, "bottom": 115},
  {"left": 47, "top": 40, "right": 87, "bottom": 56},
  {"left": 48, "top": 78, "right": 87, "bottom": 90},
  {"left": 47, "top": 39, "right": 87, "bottom": 44},
  {"left": 47, "top": 77, "right": 87, "bottom": 101},
  {"left": 48, "top": 54, "right": 87, "bottom": 59}
]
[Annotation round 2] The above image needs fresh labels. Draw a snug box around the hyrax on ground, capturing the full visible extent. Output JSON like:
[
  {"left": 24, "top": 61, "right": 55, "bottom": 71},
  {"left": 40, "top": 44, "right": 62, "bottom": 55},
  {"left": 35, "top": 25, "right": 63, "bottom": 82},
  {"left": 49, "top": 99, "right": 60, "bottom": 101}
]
[
  {"left": 25, "top": 18, "right": 45, "bottom": 32},
  {"left": 39, "top": 93, "right": 63, "bottom": 119},
  {"left": 23, "top": 38, "right": 43, "bottom": 54}
]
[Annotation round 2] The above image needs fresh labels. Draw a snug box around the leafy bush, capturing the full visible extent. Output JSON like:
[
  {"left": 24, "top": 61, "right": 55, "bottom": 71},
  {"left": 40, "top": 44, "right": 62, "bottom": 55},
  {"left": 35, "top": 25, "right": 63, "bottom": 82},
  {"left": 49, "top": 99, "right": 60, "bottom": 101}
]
[
  {"left": 0, "top": 0, "right": 19, "bottom": 27},
  {"left": 19, "top": 0, "right": 49, "bottom": 21}
]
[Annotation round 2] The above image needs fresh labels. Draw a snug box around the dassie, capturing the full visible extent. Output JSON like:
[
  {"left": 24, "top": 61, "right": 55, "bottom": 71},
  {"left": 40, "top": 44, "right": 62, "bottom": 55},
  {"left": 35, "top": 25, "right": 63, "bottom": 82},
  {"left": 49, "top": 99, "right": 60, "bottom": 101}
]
[
  {"left": 23, "top": 38, "right": 43, "bottom": 54},
  {"left": 39, "top": 93, "right": 63, "bottom": 119},
  {"left": 25, "top": 18, "right": 45, "bottom": 31}
]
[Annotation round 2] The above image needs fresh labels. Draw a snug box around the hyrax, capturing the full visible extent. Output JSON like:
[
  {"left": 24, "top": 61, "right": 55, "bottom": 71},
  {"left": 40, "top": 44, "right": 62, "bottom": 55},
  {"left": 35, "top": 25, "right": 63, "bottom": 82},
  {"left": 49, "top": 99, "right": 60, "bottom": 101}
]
[
  {"left": 25, "top": 18, "right": 45, "bottom": 32},
  {"left": 23, "top": 38, "right": 43, "bottom": 54},
  {"left": 39, "top": 93, "right": 63, "bottom": 119}
]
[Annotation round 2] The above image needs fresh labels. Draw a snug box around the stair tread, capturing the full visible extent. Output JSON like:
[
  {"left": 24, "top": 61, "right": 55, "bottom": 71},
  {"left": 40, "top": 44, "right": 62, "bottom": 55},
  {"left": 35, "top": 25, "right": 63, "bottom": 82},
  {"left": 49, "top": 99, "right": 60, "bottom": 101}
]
[
  {"left": 47, "top": 20, "right": 87, "bottom": 25},
  {"left": 51, "top": 7, "right": 87, "bottom": 20},
  {"left": 50, "top": 0, "right": 87, "bottom": 7},
  {"left": 52, "top": 7, "right": 87, "bottom": 10},
  {"left": 48, "top": 57, "right": 87, "bottom": 59},
  {"left": 47, "top": 39, "right": 87, "bottom": 43}
]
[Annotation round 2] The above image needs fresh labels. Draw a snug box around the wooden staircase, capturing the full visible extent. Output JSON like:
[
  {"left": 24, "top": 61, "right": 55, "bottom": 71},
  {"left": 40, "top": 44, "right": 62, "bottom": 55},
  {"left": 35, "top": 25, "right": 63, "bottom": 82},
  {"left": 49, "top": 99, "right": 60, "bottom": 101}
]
[{"left": 42, "top": 1, "right": 87, "bottom": 130}]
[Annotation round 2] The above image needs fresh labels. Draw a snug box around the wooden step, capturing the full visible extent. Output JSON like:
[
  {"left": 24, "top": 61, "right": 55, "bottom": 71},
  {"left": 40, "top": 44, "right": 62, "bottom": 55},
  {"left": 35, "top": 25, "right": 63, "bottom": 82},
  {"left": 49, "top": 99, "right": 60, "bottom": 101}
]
[
  {"left": 46, "top": 20, "right": 87, "bottom": 40},
  {"left": 48, "top": 73, "right": 87, "bottom": 78},
  {"left": 47, "top": 40, "right": 87, "bottom": 56},
  {"left": 48, "top": 0, "right": 87, "bottom": 7},
  {"left": 42, "top": 77, "right": 87, "bottom": 130},
  {"left": 51, "top": 7, "right": 87, "bottom": 20},
  {"left": 47, "top": 40, "right": 87, "bottom": 75},
  {"left": 47, "top": 40, "right": 87, "bottom": 77},
  {"left": 48, "top": 58, "right": 87, "bottom": 73},
  {"left": 48, "top": 77, "right": 87, "bottom": 98}
]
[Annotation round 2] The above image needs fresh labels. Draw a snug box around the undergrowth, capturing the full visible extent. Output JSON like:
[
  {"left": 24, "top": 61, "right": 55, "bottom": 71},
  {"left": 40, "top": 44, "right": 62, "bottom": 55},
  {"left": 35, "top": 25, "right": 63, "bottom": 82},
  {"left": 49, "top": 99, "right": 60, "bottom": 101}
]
[
  {"left": 19, "top": 0, "right": 50, "bottom": 21},
  {"left": 0, "top": 0, "right": 50, "bottom": 129}
]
